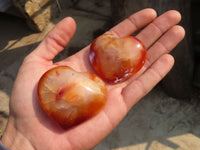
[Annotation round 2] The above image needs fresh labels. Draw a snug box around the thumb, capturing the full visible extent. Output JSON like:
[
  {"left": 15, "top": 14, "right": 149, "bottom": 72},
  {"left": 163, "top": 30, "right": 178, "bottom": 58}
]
[{"left": 33, "top": 17, "right": 76, "bottom": 61}]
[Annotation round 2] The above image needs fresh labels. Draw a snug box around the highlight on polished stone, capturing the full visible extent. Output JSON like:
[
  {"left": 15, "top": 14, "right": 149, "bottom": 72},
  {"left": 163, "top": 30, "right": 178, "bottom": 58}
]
[
  {"left": 89, "top": 34, "right": 146, "bottom": 83},
  {"left": 38, "top": 66, "right": 107, "bottom": 129}
]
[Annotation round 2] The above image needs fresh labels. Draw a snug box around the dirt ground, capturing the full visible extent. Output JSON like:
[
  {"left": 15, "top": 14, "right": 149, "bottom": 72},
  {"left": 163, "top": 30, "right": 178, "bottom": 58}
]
[{"left": 1, "top": 1, "right": 200, "bottom": 150}]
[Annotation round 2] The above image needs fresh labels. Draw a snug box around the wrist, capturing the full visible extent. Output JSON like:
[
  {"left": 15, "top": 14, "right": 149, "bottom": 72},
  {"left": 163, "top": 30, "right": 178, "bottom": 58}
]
[{"left": 1, "top": 117, "right": 35, "bottom": 150}]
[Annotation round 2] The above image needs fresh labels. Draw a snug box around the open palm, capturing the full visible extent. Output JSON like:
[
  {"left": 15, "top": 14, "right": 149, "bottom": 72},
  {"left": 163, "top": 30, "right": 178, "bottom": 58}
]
[{"left": 2, "top": 9, "right": 185, "bottom": 150}]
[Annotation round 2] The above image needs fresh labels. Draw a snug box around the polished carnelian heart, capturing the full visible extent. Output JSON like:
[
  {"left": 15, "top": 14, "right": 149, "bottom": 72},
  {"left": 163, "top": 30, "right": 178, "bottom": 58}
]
[
  {"left": 89, "top": 34, "right": 146, "bottom": 83},
  {"left": 38, "top": 66, "right": 106, "bottom": 129}
]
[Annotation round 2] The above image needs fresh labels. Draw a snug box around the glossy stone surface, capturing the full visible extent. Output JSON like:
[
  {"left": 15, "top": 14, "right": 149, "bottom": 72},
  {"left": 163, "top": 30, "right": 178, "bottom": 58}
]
[
  {"left": 89, "top": 34, "right": 146, "bottom": 83},
  {"left": 38, "top": 66, "right": 107, "bottom": 129}
]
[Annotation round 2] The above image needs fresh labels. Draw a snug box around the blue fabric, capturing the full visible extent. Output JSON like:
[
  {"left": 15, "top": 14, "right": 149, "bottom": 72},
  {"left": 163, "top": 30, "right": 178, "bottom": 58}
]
[{"left": 0, "top": 141, "right": 11, "bottom": 150}]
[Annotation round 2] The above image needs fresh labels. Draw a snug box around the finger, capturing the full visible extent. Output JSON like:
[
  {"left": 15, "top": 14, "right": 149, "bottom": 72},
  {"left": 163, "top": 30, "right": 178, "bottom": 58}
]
[
  {"left": 145, "top": 25, "right": 185, "bottom": 67},
  {"left": 72, "top": 9, "right": 157, "bottom": 71},
  {"left": 108, "top": 8, "right": 157, "bottom": 37},
  {"left": 122, "top": 54, "right": 174, "bottom": 110},
  {"left": 136, "top": 10, "right": 181, "bottom": 49},
  {"left": 33, "top": 17, "right": 76, "bottom": 61}
]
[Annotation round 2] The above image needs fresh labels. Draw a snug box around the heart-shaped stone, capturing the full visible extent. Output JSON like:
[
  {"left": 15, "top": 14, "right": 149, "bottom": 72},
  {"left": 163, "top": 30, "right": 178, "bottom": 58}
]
[
  {"left": 89, "top": 34, "right": 146, "bottom": 83},
  {"left": 38, "top": 66, "right": 106, "bottom": 129}
]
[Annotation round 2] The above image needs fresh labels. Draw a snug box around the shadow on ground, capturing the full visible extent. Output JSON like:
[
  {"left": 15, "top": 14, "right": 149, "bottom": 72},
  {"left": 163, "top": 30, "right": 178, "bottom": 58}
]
[{"left": 95, "top": 86, "right": 200, "bottom": 150}]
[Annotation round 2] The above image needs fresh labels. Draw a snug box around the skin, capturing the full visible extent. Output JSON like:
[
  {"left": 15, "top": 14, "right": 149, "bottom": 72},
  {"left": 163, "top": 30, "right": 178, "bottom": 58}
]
[{"left": 1, "top": 9, "right": 185, "bottom": 150}]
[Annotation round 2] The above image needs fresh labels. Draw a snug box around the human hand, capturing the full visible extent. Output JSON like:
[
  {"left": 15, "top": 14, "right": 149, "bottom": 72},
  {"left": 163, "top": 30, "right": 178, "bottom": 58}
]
[{"left": 1, "top": 9, "right": 185, "bottom": 150}]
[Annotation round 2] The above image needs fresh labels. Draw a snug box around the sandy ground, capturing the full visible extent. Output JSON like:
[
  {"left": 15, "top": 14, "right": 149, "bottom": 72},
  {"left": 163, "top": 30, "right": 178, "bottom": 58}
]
[{"left": 1, "top": 1, "right": 200, "bottom": 149}]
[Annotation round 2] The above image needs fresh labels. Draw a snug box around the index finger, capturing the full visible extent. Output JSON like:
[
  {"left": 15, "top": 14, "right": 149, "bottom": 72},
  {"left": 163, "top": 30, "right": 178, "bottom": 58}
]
[
  {"left": 108, "top": 8, "right": 157, "bottom": 37},
  {"left": 66, "top": 9, "right": 157, "bottom": 72}
]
